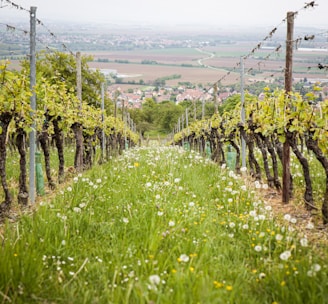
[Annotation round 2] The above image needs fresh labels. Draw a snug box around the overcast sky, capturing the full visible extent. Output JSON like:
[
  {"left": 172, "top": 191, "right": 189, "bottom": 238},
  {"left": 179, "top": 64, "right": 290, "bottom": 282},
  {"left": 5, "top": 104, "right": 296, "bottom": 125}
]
[{"left": 1, "top": 0, "right": 327, "bottom": 28}]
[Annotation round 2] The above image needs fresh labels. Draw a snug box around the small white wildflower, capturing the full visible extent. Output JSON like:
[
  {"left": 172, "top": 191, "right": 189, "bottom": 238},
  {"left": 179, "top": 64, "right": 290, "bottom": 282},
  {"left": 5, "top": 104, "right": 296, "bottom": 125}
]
[
  {"left": 300, "top": 238, "right": 308, "bottom": 247},
  {"left": 174, "top": 178, "right": 181, "bottom": 183},
  {"left": 254, "top": 181, "right": 261, "bottom": 189},
  {"left": 240, "top": 167, "right": 247, "bottom": 172},
  {"left": 69, "top": 271, "right": 75, "bottom": 276},
  {"left": 228, "top": 198, "right": 233, "bottom": 203},
  {"left": 149, "top": 274, "right": 161, "bottom": 285},
  {"left": 155, "top": 194, "right": 161, "bottom": 200},
  {"left": 265, "top": 205, "right": 272, "bottom": 211},
  {"left": 262, "top": 184, "right": 269, "bottom": 190},
  {"left": 67, "top": 186, "right": 72, "bottom": 192},
  {"left": 307, "top": 270, "right": 315, "bottom": 277},
  {"left": 254, "top": 245, "right": 262, "bottom": 252},
  {"left": 96, "top": 178, "right": 102, "bottom": 183},
  {"left": 229, "top": 222, "right": 236, "bottom": 228},
  {"left": 157, "top": 211, "right": 164, "bottom": 216},
  {"left": 259, "top": 273, "right": 266, "bottom": 279},
  {"left": 228, "top": 233, "right": 234, "bottom": 238},
  {"left": 249, "top": 210, "right": 257, "bottom": 217},
  {"left": 178, "top": 254, "right": 189, "bottom": 262},
  {"left": 73, "top": 207, "right": 81, "bottom": 213},
  {"left": 284, "top": 214, "right": 291, "bottom": 222},
  {"left": 168, "top": 221, "right": 175, "bottom": 227},
  {"left": 61, "top": 240, "right": 66, "bottom": 246},
  {"left": 306, "top": 222, "right": 314, "bottom": 230},
  {"left": 79, "top": 203, "right": 86, "bottom": 208},
  {"left": 276, "top": 234, "right": 283, "bottom": 241},
  {"left": 279, "top": 251, "right": 291, "bottom": 261},
  {"left": 123, "top": 217, "right": 129, "bottom": 224},
  {"left": 189, "top": 202, "right": 195, "bottom": 207},
  {"left": 73, "top": 177, "right": 78, "bottom": 183},
  {"left": 242, "top": 224, "right": 249, "bottom": 230},
  {"left": 290, "top": 218, "right": 297, "bottom": 224},
  {"left": 145, "top": 182, "right": 152, "bottom": 188},
  {"left": 312, "top": 264, "right": 321, "bottom": 272},
  {"left": 258, "top": 214, "right": 266, "bottom": 220},
  {"left": 240, "top": 185, "right": 247, "bottom": 191}
]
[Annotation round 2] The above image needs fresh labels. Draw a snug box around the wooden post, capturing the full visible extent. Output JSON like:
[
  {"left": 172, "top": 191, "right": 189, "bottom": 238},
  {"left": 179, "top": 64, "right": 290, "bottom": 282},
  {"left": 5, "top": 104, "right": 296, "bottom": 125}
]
[
  {"left": 282, "top": 12, "right": 294, "bottom": 203},
  {"left": 214, "top": 82, "right": 218, "bottom": 114}
]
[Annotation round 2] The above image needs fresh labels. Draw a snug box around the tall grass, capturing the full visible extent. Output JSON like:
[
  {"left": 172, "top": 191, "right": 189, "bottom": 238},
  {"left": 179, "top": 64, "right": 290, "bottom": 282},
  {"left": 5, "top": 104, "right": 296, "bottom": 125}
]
[{"left": 0, "top": 146, "right": 327, "bottom": 303}]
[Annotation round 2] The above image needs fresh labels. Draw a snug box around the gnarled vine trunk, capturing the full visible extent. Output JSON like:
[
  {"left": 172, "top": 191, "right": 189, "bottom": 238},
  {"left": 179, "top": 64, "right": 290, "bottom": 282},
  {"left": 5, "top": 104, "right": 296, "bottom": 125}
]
[
  {"left": 255, "top": 133, "right": 274, "bottom": 188},
  {"left": 265, "top": 136, "right": 281, "bottom": 190},
  {"left": 287, "top": 131, "right": 314, "bottom": 210},
  {"left": 306, "top": 134, "right": 328, "bottom": 224},
  {"left": 53, "top": 118, "right": 65, "bottom": 183},
  {"left": 274, "top": 137, "right": 293, "bottom": 198},
  {"left": 39, "top": 116, "right": 56, "bottom": 189},
  {"left": 0, "top": 112, "right": 13, "bottom": 212},
  {"left": 15, "top": 127, "right": 28, "bottom": 205},
  {"left": 239, "top": 125, "right": 261, "bottom": 181}
]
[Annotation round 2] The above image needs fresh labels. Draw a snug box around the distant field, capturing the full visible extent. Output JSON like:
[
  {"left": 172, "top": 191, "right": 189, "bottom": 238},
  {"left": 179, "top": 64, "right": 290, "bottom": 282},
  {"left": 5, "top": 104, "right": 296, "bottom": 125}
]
[
  {"left": 87, "top": 45, "right": 327, "bottom": 87},
  {"left": 6, "top": 44, "right": 327, "bottom": 88},
  {"left": 88, "top": 61, "right": 237, "bottom": 86}
]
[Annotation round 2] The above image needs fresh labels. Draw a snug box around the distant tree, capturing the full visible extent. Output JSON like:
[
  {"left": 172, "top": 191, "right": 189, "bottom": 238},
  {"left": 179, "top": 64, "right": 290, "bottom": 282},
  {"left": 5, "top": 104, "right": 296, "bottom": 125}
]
[{"left": 155, "top": 101, "right": 184, "bottom": 133}]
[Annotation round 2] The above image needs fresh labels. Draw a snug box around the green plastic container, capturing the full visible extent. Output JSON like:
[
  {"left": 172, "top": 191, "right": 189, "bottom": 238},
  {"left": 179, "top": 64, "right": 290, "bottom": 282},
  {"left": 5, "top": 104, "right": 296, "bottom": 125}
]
[
  {"left": 226, "top": 145, "right": 236, "bottom": 170},
  {"left": 35, "top": 151, "right": 45, "bottom": 196},
  {"left": 184, "top": 142, "right": 191, "bottom": 151},
  {"left": 205, "top": 141, "right": 211, "bottom": 159}
]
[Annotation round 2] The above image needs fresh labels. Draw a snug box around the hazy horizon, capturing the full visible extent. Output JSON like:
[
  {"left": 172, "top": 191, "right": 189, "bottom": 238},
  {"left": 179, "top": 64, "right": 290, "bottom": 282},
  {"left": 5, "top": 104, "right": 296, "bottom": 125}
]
[{"left": 1, "top": 0, "right": 327, "bottom": 29}]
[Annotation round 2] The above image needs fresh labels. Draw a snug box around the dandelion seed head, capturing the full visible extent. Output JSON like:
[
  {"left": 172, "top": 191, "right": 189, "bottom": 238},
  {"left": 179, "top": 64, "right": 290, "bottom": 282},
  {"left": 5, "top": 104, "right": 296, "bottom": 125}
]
[
  {"left": 178, "top": 254, "right": 189, "bottom": 263},
  {"left": 254, "top": 245, "right": 262, "bottom": 252},
  {"left": 280, "top": 251, "right": 291, "bottom": 261},
  {"left": 149, "top": 274, "right": 160, "bottom": 285},
  {"left": 300, "top": 238, "right": 308, "bottom": 247}
]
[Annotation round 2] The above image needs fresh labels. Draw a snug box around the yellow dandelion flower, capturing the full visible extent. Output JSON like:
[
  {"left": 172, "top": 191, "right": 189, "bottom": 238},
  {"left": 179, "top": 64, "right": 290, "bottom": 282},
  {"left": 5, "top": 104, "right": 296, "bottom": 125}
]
[
  {"left": 226, "top": 285, "right": 233, "bottom": 291},
  {"left": 134, "top": 162, "right": 139, "bottom": 167},
  {"left": 280, "top": 281, "right": 286, "bottom": 287},
  {"left": 189, "top": 267, "right": 195, "bottom": 272},
  {"left": 171, "top": 269, "right": 177, "bottom": 273},
  {"left": 213, "top": 281, "right": 223, "bottom": 288}
]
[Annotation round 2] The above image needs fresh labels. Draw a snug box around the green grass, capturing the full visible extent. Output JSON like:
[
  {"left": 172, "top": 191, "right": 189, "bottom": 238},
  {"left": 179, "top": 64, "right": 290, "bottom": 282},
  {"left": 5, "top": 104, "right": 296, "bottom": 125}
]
[
  {"left": 0, "top": 146, "right": 328, "bottom": 303},
  {"left": 2, "top": 146, "right": 76, "bottom": 203}
]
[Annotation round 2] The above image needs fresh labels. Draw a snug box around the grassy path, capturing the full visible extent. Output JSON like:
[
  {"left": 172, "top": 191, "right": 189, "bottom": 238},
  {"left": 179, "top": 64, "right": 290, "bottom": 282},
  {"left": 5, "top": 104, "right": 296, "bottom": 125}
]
[{"left": 0, "top": 147, "right": 327, "bottom": 303}]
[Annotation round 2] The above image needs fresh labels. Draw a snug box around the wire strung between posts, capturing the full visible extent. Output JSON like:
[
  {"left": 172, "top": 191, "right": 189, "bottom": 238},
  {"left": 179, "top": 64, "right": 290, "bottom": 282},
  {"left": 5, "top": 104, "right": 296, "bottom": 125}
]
[
  {"left": 0, "top": 0, "right": 74, "bottom": 55},
  {"left": 1, "top": 0, "right": 30, "bottom": 12},
  {"left": 0, "top": 22, "right": 28, "bottom": 34},
  {"left": 172, "top": 1, "right": 320, "bottom": 133},
  {"left": 36, "top": 18, "right": 74, "bottom": 56}
]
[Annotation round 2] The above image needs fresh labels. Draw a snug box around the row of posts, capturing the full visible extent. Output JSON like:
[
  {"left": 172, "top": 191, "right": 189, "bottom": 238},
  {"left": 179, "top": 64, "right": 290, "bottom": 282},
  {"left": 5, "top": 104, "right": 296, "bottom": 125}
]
[{"left": 28, "top": 7, "right": 137, "bottom": 202}]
